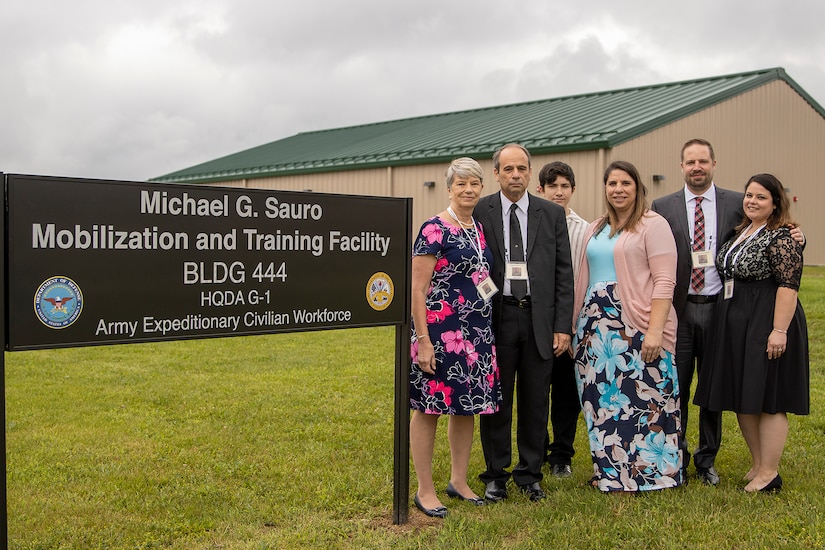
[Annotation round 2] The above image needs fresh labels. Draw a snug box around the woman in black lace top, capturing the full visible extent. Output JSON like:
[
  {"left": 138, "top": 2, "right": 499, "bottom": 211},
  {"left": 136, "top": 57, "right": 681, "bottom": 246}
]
[{"left": 694, "top": 173, "right": 808, "bottom": 494}]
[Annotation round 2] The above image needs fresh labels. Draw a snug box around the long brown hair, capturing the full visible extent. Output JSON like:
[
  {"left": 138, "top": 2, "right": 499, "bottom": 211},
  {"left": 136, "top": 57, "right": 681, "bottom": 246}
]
[
  {"left": 734, "top": 173, "right": 796, "bottom": 232},
  {"left": 593, "top": 160, "right": 649, "bottom": 237}
]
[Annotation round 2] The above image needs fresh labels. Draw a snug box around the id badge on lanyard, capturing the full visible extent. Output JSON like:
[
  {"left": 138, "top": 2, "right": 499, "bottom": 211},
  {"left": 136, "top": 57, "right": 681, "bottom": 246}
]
[
  {"left": 505, "top": 261, "right": 528, "bottom": 281},
  {"left": 691, "top": 250, "right": 712, "bottom": 269},
  {"left": 724, "top": 278, "right": 734, "bottom": 299},
  {"left": 722, "top": 224, "right": 765, "bottom": 300},
  {"left": 477, "top": 277, "right": 499, "bottom": 301},
  {"left": 450, "top": 209, "right": 498, "bottom": 302}
]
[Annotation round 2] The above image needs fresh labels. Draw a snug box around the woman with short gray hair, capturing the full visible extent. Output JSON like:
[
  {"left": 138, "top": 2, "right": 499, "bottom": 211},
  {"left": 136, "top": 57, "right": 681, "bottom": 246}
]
[{"left": 409, "top": 157, "right": 501, "bottom": 518}]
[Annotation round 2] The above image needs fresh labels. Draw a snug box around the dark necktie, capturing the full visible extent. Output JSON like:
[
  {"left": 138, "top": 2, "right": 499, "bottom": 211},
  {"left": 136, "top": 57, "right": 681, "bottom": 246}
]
[
  {"left": 691, "top": 197, "right": 705, "bottom": 293},
  {"left": 509, "top": 203, "right": 527, "bottom": 300}
]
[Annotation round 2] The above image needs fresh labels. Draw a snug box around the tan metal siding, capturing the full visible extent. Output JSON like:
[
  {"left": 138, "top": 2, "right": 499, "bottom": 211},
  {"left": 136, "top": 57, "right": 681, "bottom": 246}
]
[
  {"left": 611, "top": 80, "right": 824, "bottom": 264},
  {"left": 203, "top": 168, "right": 390, "bottom": 196},
  {"left": 199, "top": 80, "right": 824, "bottom": 264}
]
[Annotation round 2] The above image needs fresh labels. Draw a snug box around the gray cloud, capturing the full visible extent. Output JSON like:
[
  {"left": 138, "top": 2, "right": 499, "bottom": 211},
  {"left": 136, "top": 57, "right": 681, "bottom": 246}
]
[{"left": 2, "top": 0, "right": 824, "bottom": 181}]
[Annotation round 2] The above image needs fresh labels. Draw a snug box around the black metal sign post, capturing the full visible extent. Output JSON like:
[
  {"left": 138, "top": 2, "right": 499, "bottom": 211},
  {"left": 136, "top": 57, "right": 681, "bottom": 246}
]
[
  {"left": 1, "top": 173, "right": 8, "bottom": 547},
  {"left": 2, "top": 174, "right": 414, "bottom": 546},
  {"left": 392, "top": 200, "right": 413, "bottom": 524},
  {"left": 393, "top": 321, "right": 411, "bottom": 525}
]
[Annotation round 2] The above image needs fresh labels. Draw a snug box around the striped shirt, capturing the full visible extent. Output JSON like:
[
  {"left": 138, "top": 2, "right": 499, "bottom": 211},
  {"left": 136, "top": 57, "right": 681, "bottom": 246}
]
[{"left": 567, "top": 208, "right": 589, "bottom": 285}]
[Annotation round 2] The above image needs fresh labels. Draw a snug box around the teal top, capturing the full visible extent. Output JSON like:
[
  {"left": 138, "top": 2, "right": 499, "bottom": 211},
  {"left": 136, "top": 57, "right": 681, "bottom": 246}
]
[{"left": 587, "top": 227, "right": 619, "bottom": 284}]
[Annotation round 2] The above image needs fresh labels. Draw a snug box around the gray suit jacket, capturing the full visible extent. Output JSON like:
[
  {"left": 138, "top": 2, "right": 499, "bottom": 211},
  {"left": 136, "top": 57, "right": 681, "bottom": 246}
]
[
  {"left": 651, "top": 186, "right": 744, "bottom": 317},
  {"left": 474, "top": 192, "right": 574, "bottom": 360}
]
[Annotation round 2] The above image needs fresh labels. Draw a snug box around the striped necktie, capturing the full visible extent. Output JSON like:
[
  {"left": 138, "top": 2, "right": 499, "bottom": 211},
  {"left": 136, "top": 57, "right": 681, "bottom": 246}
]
[{"left": 690, "top": 197, "right": 705, "bottom": 293}]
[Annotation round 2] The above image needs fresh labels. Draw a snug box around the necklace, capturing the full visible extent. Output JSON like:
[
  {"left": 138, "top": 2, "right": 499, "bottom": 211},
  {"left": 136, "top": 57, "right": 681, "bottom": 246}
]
[
  {"left": 447, "top": 206, "right": 475, "bottom": 228},
  {"left": 724, "top": 222, "right": 766, "bottom": 272},
  {"left": 740, "top": 222, "right": 766, "bottom": 240},
  {"left": 447, "top": 207, "right": 485, "bottom": 272}
]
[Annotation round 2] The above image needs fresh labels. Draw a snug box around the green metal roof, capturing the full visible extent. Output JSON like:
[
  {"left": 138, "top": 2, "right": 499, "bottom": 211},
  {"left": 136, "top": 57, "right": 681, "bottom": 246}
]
[{"left": 152, "top": 67, "right": 825, "bottom": 184}]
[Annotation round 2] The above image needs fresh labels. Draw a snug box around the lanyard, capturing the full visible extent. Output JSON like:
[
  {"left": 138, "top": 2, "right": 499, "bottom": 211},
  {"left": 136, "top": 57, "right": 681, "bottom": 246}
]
[
  {"left": 447, "top": 206, "right": 485, "bottom": 270},
  {"left": 723, "top": 223, "right": 765, "bottom": 275}
]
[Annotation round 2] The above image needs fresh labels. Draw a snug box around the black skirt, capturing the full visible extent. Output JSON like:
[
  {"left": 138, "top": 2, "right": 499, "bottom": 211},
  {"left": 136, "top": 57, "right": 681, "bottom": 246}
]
[{"left": 694, "top": 278, "right": 809, "bottom": 415}]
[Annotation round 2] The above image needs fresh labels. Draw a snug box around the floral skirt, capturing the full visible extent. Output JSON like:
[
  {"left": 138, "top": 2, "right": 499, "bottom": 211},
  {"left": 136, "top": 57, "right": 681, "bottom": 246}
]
[{"left": 574, "top": 281, "right": 684, "bottom": 492}]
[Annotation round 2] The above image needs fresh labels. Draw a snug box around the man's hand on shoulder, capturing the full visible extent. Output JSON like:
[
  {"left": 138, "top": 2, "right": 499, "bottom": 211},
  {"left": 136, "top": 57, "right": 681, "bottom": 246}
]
[{"left": 789, "top": 224, "right": 805, "bottom": 246}]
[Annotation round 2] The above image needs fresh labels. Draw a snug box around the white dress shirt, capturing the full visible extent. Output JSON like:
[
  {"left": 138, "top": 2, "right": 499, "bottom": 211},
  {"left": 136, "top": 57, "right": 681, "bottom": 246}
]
[
  {"left": 501, "top": 191, "right": 530, "bottom": 297},
  {"left": 566, "top": 208, "right": 588, "bottom": 285},
  {"left": 685, "top": 184, "right": 722, "bottom": 296}
]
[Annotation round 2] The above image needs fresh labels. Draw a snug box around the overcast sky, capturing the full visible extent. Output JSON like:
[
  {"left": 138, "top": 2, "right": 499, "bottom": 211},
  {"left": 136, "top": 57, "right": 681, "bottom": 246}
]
[{"left": 3, "top": 1, "right": 824, "bottom": 182}]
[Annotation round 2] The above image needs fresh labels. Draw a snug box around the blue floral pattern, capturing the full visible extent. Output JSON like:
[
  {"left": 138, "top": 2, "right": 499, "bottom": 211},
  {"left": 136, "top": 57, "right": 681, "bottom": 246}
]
[{"left": 574, "top": 281, "right": 683, "bottom": 491}]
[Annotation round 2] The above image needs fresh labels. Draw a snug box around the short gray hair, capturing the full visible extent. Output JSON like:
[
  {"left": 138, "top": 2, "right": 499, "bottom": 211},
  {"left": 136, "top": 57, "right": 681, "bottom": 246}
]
[{"left": 445, "top": 157, "right": 483, "bottom": 187}]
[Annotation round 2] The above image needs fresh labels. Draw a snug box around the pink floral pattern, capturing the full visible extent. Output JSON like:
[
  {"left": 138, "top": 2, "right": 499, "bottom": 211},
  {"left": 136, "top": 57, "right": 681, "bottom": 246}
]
[{"left": 411, "top": 216, "right": 500, "bottom": 415}]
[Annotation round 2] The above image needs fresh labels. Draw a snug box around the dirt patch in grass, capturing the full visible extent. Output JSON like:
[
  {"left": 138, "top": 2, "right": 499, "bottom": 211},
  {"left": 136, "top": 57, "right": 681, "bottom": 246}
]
[{"left": 369, "top": 512, "right": 443, "bottom": 534}]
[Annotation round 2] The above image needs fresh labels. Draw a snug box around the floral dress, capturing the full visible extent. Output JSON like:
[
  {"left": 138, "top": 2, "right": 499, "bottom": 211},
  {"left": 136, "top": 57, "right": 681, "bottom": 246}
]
[
  {"left": 574, "top": 231, "right": 683, "bottom": 492},
  {"left": 410, "top": 216, "right": 500, "bottom": 416}
]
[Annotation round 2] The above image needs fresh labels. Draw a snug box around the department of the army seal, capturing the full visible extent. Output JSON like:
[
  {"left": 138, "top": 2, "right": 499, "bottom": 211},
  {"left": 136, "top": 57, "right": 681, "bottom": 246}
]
[{"left": 366, "top": 272, "right": 394, "bottom": 311}]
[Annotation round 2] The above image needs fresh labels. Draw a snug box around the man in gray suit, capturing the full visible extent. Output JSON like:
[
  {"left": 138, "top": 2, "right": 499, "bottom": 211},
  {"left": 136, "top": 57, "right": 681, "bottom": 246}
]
[
  {"left": 651, "top": 138, "right": 803, "bottom": 485},
  {"left": 474, "top": 143, "right": 574, "bottom": 501},
  {"left": 651, "top": 138, "right": 737, "bottom": 485}
]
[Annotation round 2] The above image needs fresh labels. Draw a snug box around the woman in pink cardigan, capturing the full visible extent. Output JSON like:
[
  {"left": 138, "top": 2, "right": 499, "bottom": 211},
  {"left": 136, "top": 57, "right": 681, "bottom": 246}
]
[{"left": 573, "top": 160, "right": 684, "bottom": 492}]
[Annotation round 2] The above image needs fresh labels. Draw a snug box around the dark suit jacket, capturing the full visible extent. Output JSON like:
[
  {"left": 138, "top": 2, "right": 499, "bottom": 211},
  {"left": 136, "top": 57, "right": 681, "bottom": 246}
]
[
  {"left": 651, "top": 186, "right": 744, "bottom": 317},
  {"left": 474, "top": 192, "right": 574, "bottom": 360}
]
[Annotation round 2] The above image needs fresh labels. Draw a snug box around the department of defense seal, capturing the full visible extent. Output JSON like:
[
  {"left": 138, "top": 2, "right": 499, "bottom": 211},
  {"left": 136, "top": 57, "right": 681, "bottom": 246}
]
[
  {"left": 34, "top": 276, "right": 84, "bottom": 329},
  {"left": 366, "top": 272, "right": 394, "bottom": 311}
]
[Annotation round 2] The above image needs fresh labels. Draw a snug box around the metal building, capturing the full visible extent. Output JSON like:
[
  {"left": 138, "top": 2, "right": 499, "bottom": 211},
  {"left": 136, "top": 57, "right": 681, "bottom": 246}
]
[{"left": 153, "top": 67, "right": 825, "bottom": 265}]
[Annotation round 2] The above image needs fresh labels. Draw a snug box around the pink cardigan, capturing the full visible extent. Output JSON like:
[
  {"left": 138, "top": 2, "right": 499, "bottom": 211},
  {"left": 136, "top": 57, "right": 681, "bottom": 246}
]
[{"left": 574, "top": 211, "right": 679, "bottom": 353}]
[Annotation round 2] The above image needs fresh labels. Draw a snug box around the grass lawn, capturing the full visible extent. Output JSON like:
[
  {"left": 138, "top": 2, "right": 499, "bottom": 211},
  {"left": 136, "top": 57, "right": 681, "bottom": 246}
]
[{"left": 5, "top": 266, "right": 825, "bottom": 549}]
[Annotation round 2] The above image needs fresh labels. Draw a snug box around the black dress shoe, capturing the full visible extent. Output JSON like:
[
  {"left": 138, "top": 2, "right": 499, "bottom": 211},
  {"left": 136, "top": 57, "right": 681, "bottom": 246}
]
[
  {"left": 551, "top": 464, "right": 572, "bottom": 478},
  {"left": 484, "top": 480, "right": 508, "bottom": 502},
  {"left": 519, "top": 481, "right": 546, "bottom": 501},
  {"left": 756, "top": 474, "right": 783, "bottom": 493},
  {"left": 445, "top": 482, "right": 487, "bottom": 506},
  {"left": 414, "top": 493, "right": 448, "bottom": 518},
  {"left": 696, "top": 466, "right": 720, "bottom": 486}
]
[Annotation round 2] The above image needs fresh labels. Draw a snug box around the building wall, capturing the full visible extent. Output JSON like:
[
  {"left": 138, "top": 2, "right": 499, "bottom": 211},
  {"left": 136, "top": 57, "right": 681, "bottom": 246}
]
[
  {"left": 606, "top": 79, "right": 824, "bottom": 265},
  {"left": 207, "top": 167, "right": 392, "bottom": 196},
  {"left": 204, "top": 152, "right": 605, "bottom": 234},
  {"left": 203, "top": 79, "right": 824, "bottom": 264}
]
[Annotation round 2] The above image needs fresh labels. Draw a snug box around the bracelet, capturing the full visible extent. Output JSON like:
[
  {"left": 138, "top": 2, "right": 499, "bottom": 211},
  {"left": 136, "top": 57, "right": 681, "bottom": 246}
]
[
  {"left": 417, "top": 334, "right": 430, "bottom": 341},
  {"left": 772, "top": 328, "right": 787, "bottom": 334}
]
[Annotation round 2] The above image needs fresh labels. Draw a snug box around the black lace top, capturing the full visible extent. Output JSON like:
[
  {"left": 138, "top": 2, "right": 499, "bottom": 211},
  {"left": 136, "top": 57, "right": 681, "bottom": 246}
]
[{"left": 716, "top": 226, "right": 803, "bottom": 290}]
